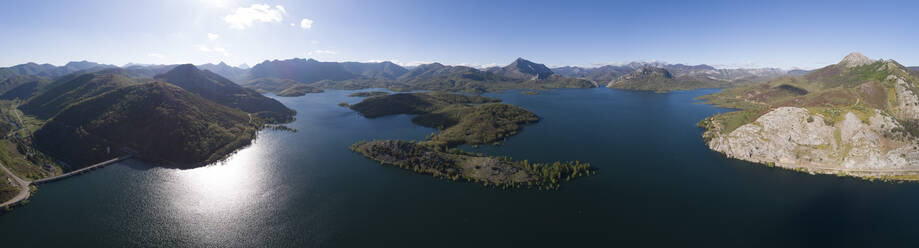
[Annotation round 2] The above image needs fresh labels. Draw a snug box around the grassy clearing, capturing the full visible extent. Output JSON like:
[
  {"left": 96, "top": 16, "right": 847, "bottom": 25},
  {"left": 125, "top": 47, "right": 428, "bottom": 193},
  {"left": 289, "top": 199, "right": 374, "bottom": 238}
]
[
  {"left": 705, "top": 108, "right": 768, "bottom": 134},
  {"left": 0, "top": 100, "right": 58, "bottom": 180},
  {"left": 0, "top": 139, "right": 56, "bottom": 180},
  {"left": 0, "top": 168, "right": 20, "bottom": 203}
]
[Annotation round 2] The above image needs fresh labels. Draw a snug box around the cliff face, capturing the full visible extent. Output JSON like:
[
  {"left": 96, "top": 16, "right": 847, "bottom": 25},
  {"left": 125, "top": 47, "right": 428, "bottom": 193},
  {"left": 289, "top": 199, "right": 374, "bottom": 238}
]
[
  {"left": 700, "top": 53, "right": 919, "bottom": 178},
  {"left": 704, "top": 107, "right": 919, "bottom": 173}
]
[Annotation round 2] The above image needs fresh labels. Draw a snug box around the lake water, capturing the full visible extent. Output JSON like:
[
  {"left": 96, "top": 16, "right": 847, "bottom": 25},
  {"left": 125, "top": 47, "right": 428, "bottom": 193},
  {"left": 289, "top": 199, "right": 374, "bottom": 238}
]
[{"left": 2, "top": 88, "right": 919, "bottom": 247}]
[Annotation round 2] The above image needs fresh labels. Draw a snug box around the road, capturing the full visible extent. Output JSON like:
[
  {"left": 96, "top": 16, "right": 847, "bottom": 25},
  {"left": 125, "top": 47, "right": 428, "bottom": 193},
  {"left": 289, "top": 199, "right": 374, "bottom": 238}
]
[
  {"left": 0, "top": 155, "right": 130, "bottom": 208},
  {"left": 32, "top": 155, "right": 130, "bottom": 184},
  {"left": 0, "top": 162, "right": 30, "bottom": 208}
]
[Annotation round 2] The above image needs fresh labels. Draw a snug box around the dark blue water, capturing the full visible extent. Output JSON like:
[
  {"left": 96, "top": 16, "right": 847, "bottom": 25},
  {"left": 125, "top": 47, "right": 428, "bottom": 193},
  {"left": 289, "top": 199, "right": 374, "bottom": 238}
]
[{"left": 2, "top": 88, "right": 919, "bottom": 247}]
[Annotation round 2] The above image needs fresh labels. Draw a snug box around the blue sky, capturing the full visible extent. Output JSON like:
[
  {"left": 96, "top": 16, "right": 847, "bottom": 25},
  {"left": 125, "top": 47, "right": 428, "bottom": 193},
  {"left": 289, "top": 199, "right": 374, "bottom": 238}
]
[{"left": 1, "top": 0, "right": 917, "bottom": 69}]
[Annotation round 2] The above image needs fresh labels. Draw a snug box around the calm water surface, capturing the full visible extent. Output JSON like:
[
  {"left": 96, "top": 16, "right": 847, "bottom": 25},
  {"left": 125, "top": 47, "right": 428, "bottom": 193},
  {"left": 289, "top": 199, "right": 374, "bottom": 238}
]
[{"left": 2, "top": 88, "right": 919, "bottom": 247}]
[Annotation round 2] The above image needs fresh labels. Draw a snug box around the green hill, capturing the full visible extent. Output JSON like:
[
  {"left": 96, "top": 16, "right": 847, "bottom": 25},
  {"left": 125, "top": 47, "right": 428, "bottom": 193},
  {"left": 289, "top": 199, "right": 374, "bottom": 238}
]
[
  {"left": 33, "top": 82, "right": 258, "bottom": 168},
  {"left": 21, "top": 72, "right": 138, "bottom": 120},
  {"left": 350, "top": 92, "right": 500, "bottom": 118},
  {"left": 0, "top": 74, "right": 52, "bottom": 100},
  {"left": 155, "top": 64, "right": 295, "bottom": 123},
  {"left": 699, "top": 53, "right": 912, "bottom": 115},
  {"left": 349, "top": 92, "right": 536, "bottom": 146}
]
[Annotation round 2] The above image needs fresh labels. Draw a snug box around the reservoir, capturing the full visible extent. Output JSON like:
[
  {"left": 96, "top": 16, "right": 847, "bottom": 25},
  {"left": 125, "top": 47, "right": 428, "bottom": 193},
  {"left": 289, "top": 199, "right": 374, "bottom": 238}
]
[{"left": 1, "top": 88, "right": 917, "bottom": 247}]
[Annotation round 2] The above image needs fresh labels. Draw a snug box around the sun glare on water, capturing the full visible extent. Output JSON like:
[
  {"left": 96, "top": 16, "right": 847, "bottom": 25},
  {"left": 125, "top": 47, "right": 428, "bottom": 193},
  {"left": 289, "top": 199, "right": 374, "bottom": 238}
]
[{"left": 163, "top": 139, "right": 274, "bottom": 240}]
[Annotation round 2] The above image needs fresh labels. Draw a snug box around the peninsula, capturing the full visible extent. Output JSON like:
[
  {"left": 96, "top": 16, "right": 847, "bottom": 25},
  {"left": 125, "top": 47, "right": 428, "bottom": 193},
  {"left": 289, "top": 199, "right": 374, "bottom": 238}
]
[{"left": 348, "top": 92, "right": 594, "bottom": 189}]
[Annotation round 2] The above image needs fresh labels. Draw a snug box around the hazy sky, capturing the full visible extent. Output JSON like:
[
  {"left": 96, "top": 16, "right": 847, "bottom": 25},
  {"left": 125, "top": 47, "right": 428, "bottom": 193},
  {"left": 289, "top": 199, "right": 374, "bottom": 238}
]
[{"left": 2, "top": 0, "right": 917, "bottom": 69}]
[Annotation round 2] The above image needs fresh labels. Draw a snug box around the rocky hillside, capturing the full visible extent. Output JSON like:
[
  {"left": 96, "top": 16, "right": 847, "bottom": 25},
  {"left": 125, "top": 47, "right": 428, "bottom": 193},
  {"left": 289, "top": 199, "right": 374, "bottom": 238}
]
[
  {"left": 607, "top": 66, "right": 731, "bottom": 92},
  {"left": 553, "top": 62, "right": 789, "bottom": 84},
  {"left": 699, "top": 53, "right": 919, "bottom": 179},
  {"left": 489, "top": 58, "right": 554, "bottom": 80}
]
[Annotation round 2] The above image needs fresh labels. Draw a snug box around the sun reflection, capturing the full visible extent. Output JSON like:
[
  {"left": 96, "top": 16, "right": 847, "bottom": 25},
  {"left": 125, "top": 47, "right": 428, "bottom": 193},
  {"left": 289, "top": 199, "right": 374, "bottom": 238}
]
[{"left": 165, "top": 139, "right": 271, "bottom": 242}]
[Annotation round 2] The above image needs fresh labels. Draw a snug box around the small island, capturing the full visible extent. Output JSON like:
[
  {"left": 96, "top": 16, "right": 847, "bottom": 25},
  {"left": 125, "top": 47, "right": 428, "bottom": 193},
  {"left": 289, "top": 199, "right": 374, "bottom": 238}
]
[
  {"left": 351, "top": 140, "right": 592, "bottom": 190},
  {"left": 348, "top": 91, "right": 390, "bottom": 97},
  {"left": 348, "top": 92, "right": 594, "bottom": 189},
  {"left": 520, "top": 91, "right": 540, "bottom": 95}
]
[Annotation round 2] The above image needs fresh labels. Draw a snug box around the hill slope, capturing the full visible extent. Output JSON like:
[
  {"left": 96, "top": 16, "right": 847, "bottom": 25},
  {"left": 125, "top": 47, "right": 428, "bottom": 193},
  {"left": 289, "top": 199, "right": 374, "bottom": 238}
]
[
  {"left": 21, "top": 72, "right": 138, "bottom": 119},
  {"left": 33, "top": 82, "right": 258, "bottom": 168},
  {"left": 155, "top": 64, "right": 295, "bottom": 122},
  {"left": 0, "top": 74, "right": 52, "bottom": 100}
]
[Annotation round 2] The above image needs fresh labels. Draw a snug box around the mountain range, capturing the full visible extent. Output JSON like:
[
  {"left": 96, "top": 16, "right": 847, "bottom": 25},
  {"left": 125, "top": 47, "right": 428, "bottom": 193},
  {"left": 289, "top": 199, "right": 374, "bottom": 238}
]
[
  {"left": 1, "top": 58, "right": 874, "bottom": 96},
  {"left": 552, "top": 62, "right": 790, "bottom": 84}
]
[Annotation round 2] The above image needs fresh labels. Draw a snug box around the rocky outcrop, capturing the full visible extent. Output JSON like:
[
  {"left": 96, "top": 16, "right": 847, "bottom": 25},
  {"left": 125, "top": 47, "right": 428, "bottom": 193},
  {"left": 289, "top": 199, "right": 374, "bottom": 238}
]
[
  {"left": 491, "top": 58, "right": 554, "bottom": 80},
  {"left": 892, "top": 75, "right": 919, "bottom": 120},
  {"left": 839, "top": 52, "right": 875, "bottom": 68},
  {"left": 705, "top": 107, "right": 919, "bottom": 174},
  {"left": 700, "top": 53, "right": 919, "bottom": 179}
]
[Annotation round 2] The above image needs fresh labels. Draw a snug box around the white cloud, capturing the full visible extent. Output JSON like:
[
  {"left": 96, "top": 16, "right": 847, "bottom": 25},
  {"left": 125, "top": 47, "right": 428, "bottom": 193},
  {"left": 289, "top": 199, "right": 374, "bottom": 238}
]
[
  {"left": 148, "top": 53, "right": 166, "bottom": 59},
  {"left": 300, "top": 18, "right": 314, "bottom": 29},
  {"left": 311, "top": 40, "right": 320, "bottom": 45},
  {"left": 207, "top": 33, "right": 219, "bottom": 40},
  {"left": 289, "top": 23, "right": 295, "bottom": 27},
  {"left": 224, "top": 4, "right": 287, "bottom": 30},
  {"left": 307, "top": 50, "right": 337, "bottom": 56}
]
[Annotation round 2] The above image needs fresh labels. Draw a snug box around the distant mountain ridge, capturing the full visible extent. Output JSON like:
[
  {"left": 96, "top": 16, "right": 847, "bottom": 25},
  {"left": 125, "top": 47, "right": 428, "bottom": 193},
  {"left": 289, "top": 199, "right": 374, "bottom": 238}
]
[
  {"left": 248, "top": 58, "right": 360, "bottom": 84},
  {"left": 0, "top": 58, "right": 824, "bottom": 98},
  {"left": 245, "top": 57, "right": 595, "bottom": 93},
  {"left": 0, "top": 61, "right": 117, "bottom": 79},
  {"left": 489, "top": 58, "right": 554, "bottom": 80},
  {"left": 552, "top": 63, "right": 791, "bottom": 84},
  {"left": 197, "top": 62, "right": 248, "bottom": 83}
]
